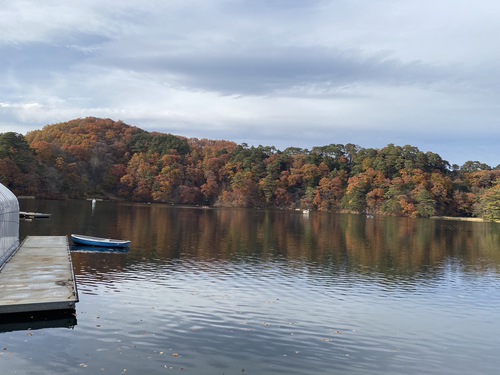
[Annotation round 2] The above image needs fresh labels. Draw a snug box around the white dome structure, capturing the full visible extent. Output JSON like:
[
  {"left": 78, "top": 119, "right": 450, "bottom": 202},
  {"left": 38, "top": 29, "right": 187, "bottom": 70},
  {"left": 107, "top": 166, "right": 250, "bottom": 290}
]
[{"left": 0, "top": 183, "right": 19, "bottom": 268}]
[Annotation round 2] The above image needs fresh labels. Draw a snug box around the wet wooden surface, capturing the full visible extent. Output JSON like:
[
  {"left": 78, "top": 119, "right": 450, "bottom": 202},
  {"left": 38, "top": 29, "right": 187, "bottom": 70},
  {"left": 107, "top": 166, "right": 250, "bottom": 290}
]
[{"left": 0, "top": 236, "right": 78, "bottom": 314}]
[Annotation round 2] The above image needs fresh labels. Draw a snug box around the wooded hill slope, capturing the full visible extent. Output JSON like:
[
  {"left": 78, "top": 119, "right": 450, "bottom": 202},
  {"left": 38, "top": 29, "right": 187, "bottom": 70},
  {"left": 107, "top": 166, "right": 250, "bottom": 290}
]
[{"left": 1, "top": 117, "right": 499, "bottom": 220}]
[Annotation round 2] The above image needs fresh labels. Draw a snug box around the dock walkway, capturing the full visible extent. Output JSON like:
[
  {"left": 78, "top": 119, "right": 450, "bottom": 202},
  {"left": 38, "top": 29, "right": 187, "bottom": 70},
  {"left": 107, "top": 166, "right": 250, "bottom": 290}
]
[{"left": 0, "top": 236, "right": 78, "bottom": 314}]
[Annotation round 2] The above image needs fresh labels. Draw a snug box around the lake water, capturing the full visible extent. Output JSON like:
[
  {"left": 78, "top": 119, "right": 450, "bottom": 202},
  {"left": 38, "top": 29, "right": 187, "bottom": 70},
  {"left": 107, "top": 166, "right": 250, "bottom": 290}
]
[{"left": 1, "top": 200, "right": 499, "bottom": 374}]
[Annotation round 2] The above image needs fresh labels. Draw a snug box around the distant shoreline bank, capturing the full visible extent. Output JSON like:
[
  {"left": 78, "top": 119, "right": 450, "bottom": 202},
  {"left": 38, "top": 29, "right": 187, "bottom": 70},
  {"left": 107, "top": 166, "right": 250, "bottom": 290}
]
[
  {"left": 431, "top": 216, "right": 498, "bottom": 223},
  {"left": 17, "top": 196, "right": 500, "bottom": 223}
]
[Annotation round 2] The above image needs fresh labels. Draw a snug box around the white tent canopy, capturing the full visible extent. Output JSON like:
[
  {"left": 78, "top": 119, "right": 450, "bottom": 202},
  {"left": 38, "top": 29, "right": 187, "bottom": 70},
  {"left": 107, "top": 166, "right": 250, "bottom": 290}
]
[{"left": 0, "top": 183, "right": 19, "bottom": 268}]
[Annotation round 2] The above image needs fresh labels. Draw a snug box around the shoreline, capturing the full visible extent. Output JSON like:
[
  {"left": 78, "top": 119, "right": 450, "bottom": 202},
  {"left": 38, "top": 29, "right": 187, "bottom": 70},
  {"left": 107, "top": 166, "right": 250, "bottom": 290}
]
[{"left": 430, "top": 216, "right": 499, "bottom": 223}]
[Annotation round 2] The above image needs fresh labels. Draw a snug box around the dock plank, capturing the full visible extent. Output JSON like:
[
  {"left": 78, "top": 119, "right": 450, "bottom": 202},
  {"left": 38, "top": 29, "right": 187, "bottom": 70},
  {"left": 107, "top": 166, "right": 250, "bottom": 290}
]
[{"left": 0, "top": 236, "right": 78, "bottom": 314}]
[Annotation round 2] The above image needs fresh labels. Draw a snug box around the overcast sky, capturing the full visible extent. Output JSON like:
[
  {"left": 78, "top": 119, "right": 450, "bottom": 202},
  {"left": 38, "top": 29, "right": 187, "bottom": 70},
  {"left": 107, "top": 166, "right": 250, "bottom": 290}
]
[{"left": 1, "top": 0, "right": 499, "bottom": 166}]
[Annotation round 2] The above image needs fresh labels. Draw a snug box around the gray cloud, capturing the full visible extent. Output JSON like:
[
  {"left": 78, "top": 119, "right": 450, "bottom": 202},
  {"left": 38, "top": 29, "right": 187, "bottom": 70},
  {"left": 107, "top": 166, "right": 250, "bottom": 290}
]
[{"left": 102, "top": 44, "right": 450, "bottom": 95}]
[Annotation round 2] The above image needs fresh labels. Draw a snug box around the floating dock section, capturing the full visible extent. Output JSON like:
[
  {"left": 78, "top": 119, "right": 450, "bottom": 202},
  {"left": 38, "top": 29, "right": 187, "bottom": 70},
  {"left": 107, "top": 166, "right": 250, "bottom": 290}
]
[
  {"left": 0, "top": 182, "right": 78, "bottom": 317},
  {"left": 0, "top": 236, "right": 78, "bottom": 314},
  {"left": 19, "top": 211, "right": 51, "bottom": 219}
]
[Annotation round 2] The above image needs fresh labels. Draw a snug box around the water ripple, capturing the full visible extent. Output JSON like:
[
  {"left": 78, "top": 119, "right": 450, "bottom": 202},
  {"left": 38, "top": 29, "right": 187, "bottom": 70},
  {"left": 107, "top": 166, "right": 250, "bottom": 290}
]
[{"left": 51, "top": 255, "right": 494, "bottom": 374}]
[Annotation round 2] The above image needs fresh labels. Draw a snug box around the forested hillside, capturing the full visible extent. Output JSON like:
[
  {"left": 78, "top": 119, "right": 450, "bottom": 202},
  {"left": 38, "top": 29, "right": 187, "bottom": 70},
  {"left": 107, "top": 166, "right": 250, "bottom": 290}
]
[{"left": 1, "top": 117, "right": 499, "bottom": 220}]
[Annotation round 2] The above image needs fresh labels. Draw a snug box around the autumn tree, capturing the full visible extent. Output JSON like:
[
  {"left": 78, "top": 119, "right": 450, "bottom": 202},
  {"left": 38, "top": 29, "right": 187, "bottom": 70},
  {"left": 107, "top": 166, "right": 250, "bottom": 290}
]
[
  {"left": 313, "top": 172, "right": 347, "bottom": 211},
  {"left": 480, "top": 182, "right": 500, "bottom": 221}
]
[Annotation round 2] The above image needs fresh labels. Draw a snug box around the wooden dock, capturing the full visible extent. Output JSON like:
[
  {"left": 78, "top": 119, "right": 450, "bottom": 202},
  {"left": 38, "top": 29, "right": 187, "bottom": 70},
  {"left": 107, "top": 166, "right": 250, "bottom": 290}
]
[{"left": 0, "top": 236, "right": 78, "bottom": 314}]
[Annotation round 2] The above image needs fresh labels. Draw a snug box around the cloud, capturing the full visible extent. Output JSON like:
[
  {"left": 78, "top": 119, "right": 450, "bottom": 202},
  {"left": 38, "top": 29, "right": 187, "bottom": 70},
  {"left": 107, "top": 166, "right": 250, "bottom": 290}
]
[
  {"left": 101, "top": 42, "right": 450, "bottom": 96},
  {"left": 0, "top": 0, "right": 499, "bottom": 166},
  {"left": 0, "top": 102, "right": 43, "bottom": 109}
]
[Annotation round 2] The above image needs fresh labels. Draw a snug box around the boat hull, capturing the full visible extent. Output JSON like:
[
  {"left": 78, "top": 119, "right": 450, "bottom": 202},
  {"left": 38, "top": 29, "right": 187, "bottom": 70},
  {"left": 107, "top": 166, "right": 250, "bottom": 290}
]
[
  {"left": 70, "top": 234, "right": 130, "bottom": 248},
  {"left": 70, "top": 245, "right": 130, "bottom": 253}
]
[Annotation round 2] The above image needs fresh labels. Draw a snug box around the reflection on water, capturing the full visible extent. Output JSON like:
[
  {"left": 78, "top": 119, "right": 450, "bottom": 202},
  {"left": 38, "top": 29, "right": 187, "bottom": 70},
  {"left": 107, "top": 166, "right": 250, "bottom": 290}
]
[
  {"left": 20, "top": 200, "right": 499, "bottom": 278},
  {"left": 4, "top": 200, "right": 499, "bottom": 374},
  {"left": 0, "top": 310, "right": 77, "bottom": 333}
]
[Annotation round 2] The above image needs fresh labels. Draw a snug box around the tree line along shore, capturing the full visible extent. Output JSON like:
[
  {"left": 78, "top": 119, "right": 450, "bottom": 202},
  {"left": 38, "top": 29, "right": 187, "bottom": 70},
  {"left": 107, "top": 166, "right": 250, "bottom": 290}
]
[{"left": 1, "top": 117, "right": 499, "bottom": 221}]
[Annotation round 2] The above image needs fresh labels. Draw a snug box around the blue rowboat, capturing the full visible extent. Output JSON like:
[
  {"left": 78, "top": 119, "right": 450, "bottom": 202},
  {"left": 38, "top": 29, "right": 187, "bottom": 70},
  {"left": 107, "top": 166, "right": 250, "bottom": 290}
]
[{"left": 70, "top": 234, "right": 131, "bottom": 248}]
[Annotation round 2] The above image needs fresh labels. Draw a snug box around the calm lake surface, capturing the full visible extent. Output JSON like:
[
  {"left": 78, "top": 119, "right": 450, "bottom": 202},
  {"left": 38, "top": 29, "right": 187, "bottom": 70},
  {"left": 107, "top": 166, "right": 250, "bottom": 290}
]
[{"left": 1, "top": 199, "right": 499, "bottom": 374}]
